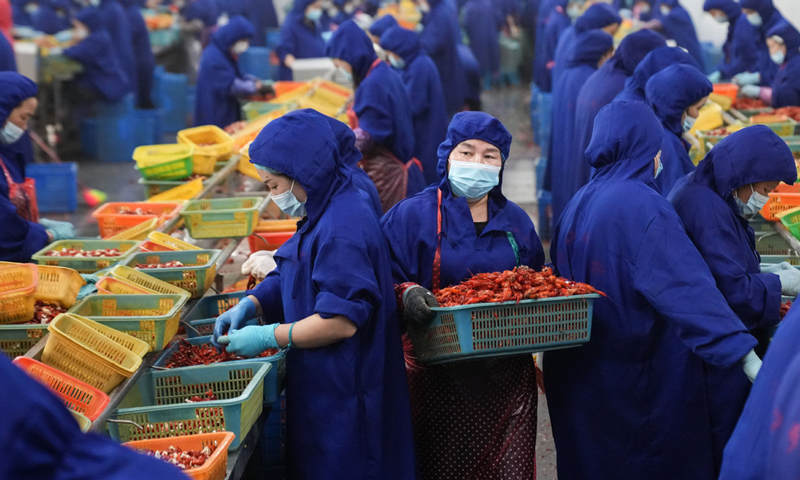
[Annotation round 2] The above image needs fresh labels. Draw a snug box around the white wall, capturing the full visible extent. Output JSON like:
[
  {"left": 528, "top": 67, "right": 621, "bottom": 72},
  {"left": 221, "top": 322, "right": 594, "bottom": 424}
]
[{"left": 681, "top": 0, "right": 800, "bottom": 46}]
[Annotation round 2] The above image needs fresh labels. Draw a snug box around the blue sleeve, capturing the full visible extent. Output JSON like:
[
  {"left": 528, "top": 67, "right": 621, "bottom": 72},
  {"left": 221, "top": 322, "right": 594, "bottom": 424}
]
[
  {"left": 718, "top": 18, "right": 759, "bottom": 78},
  {"left": 312, "top": 237, "right": 380, "bottom": 328},
  {"left": 420, "top": 12, "right": 447, "bottom": 56},
  {"left": 772, "top": 61, "right": 800, "bottom": 108},
  {"left": 354, "top": 90, "right": 393, "bottom": 145},
  {"left": 380, "top": 199, "right": 432, "bottom": 285},
  {"left": 249, "top": 271, "right": 284, "bottom": 321},
  {"left": 276, "top": 18, "right": 297, "bottom": 61},
  {"left": 632, "top": 209, "right": 757, "bottom": 367},
  {"left": 0, "top": 196, "right": 50, "bottom": 262}
]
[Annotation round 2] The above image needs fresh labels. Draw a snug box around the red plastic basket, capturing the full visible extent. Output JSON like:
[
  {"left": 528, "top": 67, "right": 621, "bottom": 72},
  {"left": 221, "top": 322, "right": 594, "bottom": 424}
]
[
  {"left": 123, "top": 432, "right": 235, "bottom": 480},
  {"left": 13, "top": 357, "right": 110, "bottom": 421},
  {"left": 91, "top": 202, "right": 183, "bottom": 238}
]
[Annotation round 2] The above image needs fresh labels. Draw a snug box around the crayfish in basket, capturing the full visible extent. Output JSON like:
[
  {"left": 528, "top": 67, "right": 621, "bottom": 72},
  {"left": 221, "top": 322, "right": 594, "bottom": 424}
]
[{"left": 434, "top": 266, "right": 606, "bottom": 307}]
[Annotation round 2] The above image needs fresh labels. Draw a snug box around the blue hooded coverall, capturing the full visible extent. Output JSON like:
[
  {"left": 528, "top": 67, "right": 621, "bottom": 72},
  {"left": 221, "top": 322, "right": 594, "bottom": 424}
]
[
  {"left": 194, "top": 16, "right": 254, "bottom": 127},
  {"left": 275, "top": 0, "right": 325, "bottom": 80},
  {"left": 31, "top": 0, "right": 70, "bottom": 34},
  {"left": 247, "top": 109, "right": 417, "bottom": 479},
  {"left": 657, "top": 0, "right": 705, "bottom": 71},
  {"left": 546, "top": 99, "right": 757, "bottom": 480},
  {"left": 548, "top": 29, "right": 613, "bottom": 222},
  {"left": 0, "top": 72, "right": 49, "bottom": 262},
  {"left": 120, "top": 0, "right": 154, "bottom": 108},
  {"left": 226, "top": 0, "right": 277, "bottom": 46},
  {"left": 703, "top": 0, "right": 760, "bottom": 78},
  {"left": 97, "top": 0, "right": 136, "bottom": 93},
  {"left": 668, "top": 125, "right": 796, "bottom": 472},
  {"left": 551, "top": 3, "right": 620, "bottom": 88},
  {"left": 461, "top": 0, "right": 500, "bottom": 79},
  {"left": 614, "top": 45, "right": 699, "bottom": 103},
  {"left": 534, "top": 0, "right": 568, "bottom": 93},
  {"left": 380, "top": 26, "right": 448, "bottom": 186},
  {"left": 766, "top": 20, "right": 800, "bottom": 108},
  {"left": 419, "top": 0, "right": 464, "bottom": 115},
  {"left": 0, "top": 26, "right": 15, "bottom": 71},
  {"left": 381, "top": 111, "right": 544, "bottom": 478},
  {"left": 644, "top": 63, "right": 712, "bottom": 195},
  {"left": 740, "top": 0, "right": 784, "bottom": 85},
  {"left": 368, "top": 14, "right": 397, "bottom": 39}
]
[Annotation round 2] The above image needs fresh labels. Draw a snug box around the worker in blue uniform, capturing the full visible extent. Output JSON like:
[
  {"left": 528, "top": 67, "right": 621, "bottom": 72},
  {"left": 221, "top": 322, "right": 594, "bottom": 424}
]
[
  {"left": 0, "top": 25, "right": 14, "bottom": 71},
  {"left": 0, "top": 72, "right": 74, "bottom": 262},
  {"left": 96, "top": 0, "right": 136, "bottom": 95},
  {"left": 381, "top": 111, "right": 544, "bottom": 479},
  {"left": 0, "top": 355, "right": 190, "bottom": 479},
  {"left": 367, "top": 14, "right": 396, "bottom": 42},
  {"left": 418, "top": 0, "right": 463, "bottom": 115},
  {"left": 720, "top": 301, "right": 800, "bottom": 480},
  {"left": 546, "top": 99, "right": 761, "bottom": 480},
  {"left": 212, "top": 109, "right": 417, "bottom": 480},
  {"left": 733, "top": 0, "right": 785, "bottom": 88},
  {"left": 31, "top": 0, "right": 70, "bottom": 34},
  {"left": 534, "top": 0, "right": 569, "bottom": 94},
  {"left": 548, "top": 29, "right": 613, "bottom": 223},
  {"left": 457, "top": 43, "right": 481, "bottom": 110},
  {"left": 326, "top": 20, "right": 422, "bottom": 209},
  {"left": 766, "top": 351, "right": 800, "bottom": 479},
  {"left": 645, "top": 63, "right": 711, "bottom": 195},
  {"left": 226, "top": 0, "right": 277, "bottom": 46},
  {"left": 461, "top": 0, "right": 500, "bottom": 88},
  {"left": 275, "top": 0, "right": 325, "bottom": 80},
  {"left": 64, "top": 7, "right": 131, "bottom": 102},
  {"left": 641, "top": 0, "right": 705, "bottom": 71},
  {"left": 551, "top": 3, "right": 620, "bottom": 87},
  {"left": 668, "top": 126, "right": 799, "bottom": 473},
  {"left": 380, "top": 26, "right": 448, "bottom": 186},
  {"left": 568, "top": 29, "right": 666, "bottom": 214},
  {"left": 740, "top": 20, "right": 800, "bottom": 108},
  {"left": 703, "top": 0, "right": 759, "bottom": 82},
  {"left": 195, "top": 16, "right": 270, "bottom": 127},
  {"left": 119, "top": 0, "right": 154, "bottom": 108},
  {"left": 614, "top": 45, "right": 699, "bottom": 103}
]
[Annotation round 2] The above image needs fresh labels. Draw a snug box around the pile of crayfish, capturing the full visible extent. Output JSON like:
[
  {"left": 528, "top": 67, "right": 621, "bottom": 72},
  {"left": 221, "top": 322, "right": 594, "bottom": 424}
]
[
  {"left": 781, "top": 300, "right": 793, "bottom": 319},
  {"left": 141, "top": 444, "right": 217, "bottom": 470},
  {"left": 435, "top": 266, "right": 605, "bottom": 307},
  {"left": 165, "top": 339, "right": 279, "bottom": 368}
]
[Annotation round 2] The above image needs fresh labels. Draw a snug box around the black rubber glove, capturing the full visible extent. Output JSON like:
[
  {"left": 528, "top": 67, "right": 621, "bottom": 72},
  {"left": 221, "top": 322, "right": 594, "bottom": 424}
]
[{"left": 403, "top": 285, "right": 439, "bottom": 327}]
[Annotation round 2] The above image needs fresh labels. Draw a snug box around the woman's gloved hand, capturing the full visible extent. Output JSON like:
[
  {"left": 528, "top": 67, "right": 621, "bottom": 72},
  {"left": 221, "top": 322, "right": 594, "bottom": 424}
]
[
  {"left": 402, "top": 284, "right": 439, "bottom": 327},
  {"left": 740, "top": 84, "right": 761, "bottom": 98},
  {"left": 212, "top": 297, "right": 259, "bottom": 347},
  {"left": 777, "top": 267, "right": 800, "bottom": 296},
  {"left": 742, "top": 349, "right": 762, "bottom": 382},
  {"left": 218, "top": 323, "right": 279, "bottom": 357},
  {"left": 39, "top": 218, "right": 75, "bottom": 240},
  {"left": 733, "top": 71, "right": 760, "bottom": 86},
  {"left": 241, "top": 250, "right": 277, "bottom": 281}
]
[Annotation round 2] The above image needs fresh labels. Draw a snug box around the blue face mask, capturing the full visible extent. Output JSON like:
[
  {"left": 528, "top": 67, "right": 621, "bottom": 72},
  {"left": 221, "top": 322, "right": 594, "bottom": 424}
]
[
  {"left": 683, "top": 114, "right": 696, "bottom": 132},
  {"left": 336, "top": 66, "right": 353, "bottom": 84},
  {"left": 0, "top": 121, "right": 24, "bottom": 144},
  {"left": 306, "top": 8, "right": 323, "bottom": 22},
  {"left": 771, "top": 50, "right": 786, "bottom": 65},
  {"left": 746, "top": 12, "right": 762, "bottom": 27},
  {"left": 448, "top": 160, "right": 501, "bottom": 200},
  {"left": 389, "top": 55, "right": 405, "bottom": 69},
  {"left": 270, "top": 179, "right": 307, "bottom": 217},
  {"left": 655, "top": 157, "right": 663, "bottom": 178}
]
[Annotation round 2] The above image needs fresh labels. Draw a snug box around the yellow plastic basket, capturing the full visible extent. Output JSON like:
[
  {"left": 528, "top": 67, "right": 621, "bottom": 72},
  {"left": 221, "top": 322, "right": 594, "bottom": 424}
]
[
  {"left": 96, "top": 276, "right": 152, "bottom": 295},
  {"left": 43, "top": 313, "right": 148, "bottom": 393},
  {"left": 147, "top": 177, "right": 204, "bottom": 202},
  {"left": 33, "top": 265, "right": 85, "bottom": 308},
  {"left": 109, "top": 217, "right": 160, "bottom": 241},
  {"left": 237, "top": 142, "right": 261, "bottom": 181},
  {"left": 134, "top": 144, "right": 194, "bottom": 181},
  {"left": 0, "top": 263, "right": 38, "bottom": 324},
  {"left": 107, "top": 265, "right": 192, "bottom": 298},
  {"left": 145, "top": 231, "right": 201, "bottom": 251},
  {"left": 180, "top": 197, "right": 265, "bottom": 239},
  {"left": 177, "top": 126, "right": 233, "bottom": 175}
]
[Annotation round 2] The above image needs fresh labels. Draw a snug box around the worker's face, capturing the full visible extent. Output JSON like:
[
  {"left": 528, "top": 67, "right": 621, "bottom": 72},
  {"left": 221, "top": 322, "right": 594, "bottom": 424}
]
[
  {"left": 685, "top": 96, "right": 708, "bottom": 119},
  {"left": 653, "top": 150, "right": 661, "bottom": 176},
  {"left": 736, "top": 181, "right": 779, "bottom": 204},
  {"left": 8, "top": 97, "right": 38, "bottom": 131},
  {"left": 708, "top": 8, "right": 727, "bottom": 23},
  {"left": 767, "top": 37, "right": 786, "bottom": 57},
  {"left": 258, "top": 170, "right": 308, "bottom": 203},
  {"left": 634, "top": 1, "right": 650, "bottom": 12},
  {"left": 603, "top": 23, "right": 620, "bottom": 36},
  {"left": 597, "top": 48, "right": 614, "bottom": 68},
  {"left": 742, "top": 8, "right": 756, "bottom": 16},
  {"left": 447, "top": 139, "right": 502, "bottom": 168}
]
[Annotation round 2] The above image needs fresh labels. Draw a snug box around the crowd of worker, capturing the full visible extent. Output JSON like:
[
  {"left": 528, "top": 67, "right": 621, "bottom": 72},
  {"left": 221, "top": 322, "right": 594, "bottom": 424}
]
[{"left": 2, "top": 0, "right": 800, "bottom": 478}]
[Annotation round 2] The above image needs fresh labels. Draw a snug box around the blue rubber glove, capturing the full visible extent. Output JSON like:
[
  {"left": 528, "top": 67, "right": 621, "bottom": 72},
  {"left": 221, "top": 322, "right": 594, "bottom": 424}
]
[
  {"left": 707, "top": 71, "right": 722, "bottom": 83},
  {"left": 39, "top": 218, "right": 75, "bottom": 240},
  {"left": 778, "top": 268, "right": 800, "bottom": 296},
  {"left": 211, "top": 297, "right": 259, "bottom": 347},
  {"left": 740, "top": 84, "right": 761, "bottom": 98},
  {"left": 218, "top": 324, "right": 279, "bottom": 357},
  {"left": 733, "top": 71, "right": 760, "bottom": 86}
]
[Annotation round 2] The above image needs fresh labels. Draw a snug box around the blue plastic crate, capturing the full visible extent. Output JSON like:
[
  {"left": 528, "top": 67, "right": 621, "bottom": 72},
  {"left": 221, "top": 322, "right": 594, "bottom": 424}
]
[
  {"left": 154, "top": 70, "right": 188, "bottom": 133},
  {"left": 183, "top": 292, "right": 247, "bottom": 337},
  {"left": 95, "top": 93, "right": 134, "bottom": 117},
  {"left": 94, "top": 113, "right": 137, "bottom": 163},
  {"left": 265, "top": 29, "right": 280, "bottom": 49},
  {"left": 238, "top": 47, "right": 273, "bottom": 80},
  {"left": 408, "top": 294, "right": 599, "bottom": 364},
  {"left": 152, "top": 335, "right": 285, "bottom": 404},
  {"left": 131, "top": 109, "right": 163, "bottom": 146},
  {"left": 27, "top": 162, "right": 78, "bottom": 213},
  {"left": 80, "top": 117, "right": 98, "bottom": 158}
]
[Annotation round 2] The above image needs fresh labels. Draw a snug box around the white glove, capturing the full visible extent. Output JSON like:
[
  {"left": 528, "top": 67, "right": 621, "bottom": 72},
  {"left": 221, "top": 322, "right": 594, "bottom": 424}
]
[
  {"left": 762, "top": 262, "right": 795, "bottom": 273},
  {"left": 778, "top": 267, "right": 800, "bottom": 296},
  {"left": 742, "top": 349, "right": 762, "bottom": 383},
  {"left": 241, "top": 250, "right": 277, "bottom": 280},
  {"left": 740, "top": 84, "right": 761, "bottom": 98}
]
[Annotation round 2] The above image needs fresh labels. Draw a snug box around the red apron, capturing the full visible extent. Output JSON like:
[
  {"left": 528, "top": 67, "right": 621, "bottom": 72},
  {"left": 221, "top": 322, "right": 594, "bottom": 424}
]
[{"left": 0, "top": 157, "right": 38, "bottom": 222}]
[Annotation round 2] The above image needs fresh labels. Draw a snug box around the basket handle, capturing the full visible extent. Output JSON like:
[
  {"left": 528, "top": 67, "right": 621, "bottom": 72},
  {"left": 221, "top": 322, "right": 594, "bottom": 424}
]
[
  {"left": 106, "top": 418, "right": 145, "bottom": 431},
  {"left": 180, "top": 320, "right": 203, "bottom": 337}
]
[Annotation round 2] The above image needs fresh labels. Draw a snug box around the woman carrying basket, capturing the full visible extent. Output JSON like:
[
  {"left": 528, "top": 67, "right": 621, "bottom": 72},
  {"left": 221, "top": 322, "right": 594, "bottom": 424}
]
[{"left": 381, "top": 111, "right": 545, "bottom": 479}]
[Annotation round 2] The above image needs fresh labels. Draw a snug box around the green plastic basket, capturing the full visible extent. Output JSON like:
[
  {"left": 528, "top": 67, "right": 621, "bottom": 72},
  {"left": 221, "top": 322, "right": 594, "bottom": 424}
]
[
  {"left": 755, "top": 233, "right": 796, "bottom": 256},
  {"left": 751, "top": 117, "right": 797, "bottom": 137},
  {"left": 779, "top": 208, "right": 800, "bottom": 240},
  {"left": 241, "top": 101, "right": 285, "bottom": 121},
  {"left": 122, "top": 250, "right": 221, "bottom": 298},
  {"left": 152, "top": 335, "right": 285, "bottom": 404},
  {"left": 183, "top": 292, "right": 247, "bottom": 337},
  {"left": 32, "top": 240, "right": 141, "bottom": 273},
  {"left": 68, "top": 294, "right": 188, "bottom": 351},
  {"left": 134, "top": 144, "right": 194, "bottom": 181},
  {"left": 760, "top": 254, "right": 800, "bottom": 266},
  {"left": 180, "top": 197, "right": 265, "bottom": 239},
  {"left": 408, "top": 294, "right": 599, "bottom": 364},
  {"left": 108, "top": 361, "right": 269, "bottom": 450},
  {"left": 0, "top": 323, "right": 47, "bottom": 358},
  {"left": 138, "top": 177, "right": 208, "bottom": 199}
]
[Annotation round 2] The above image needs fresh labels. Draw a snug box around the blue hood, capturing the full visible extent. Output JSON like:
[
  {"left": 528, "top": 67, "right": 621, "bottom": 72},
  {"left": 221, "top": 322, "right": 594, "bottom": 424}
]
[
  {"left": 326, "top": 20, "right": 377, "bottom": 81},
  {"left": 0, "top": 72, "right": 37, "bottom": 126},
  {"left": 740, "top": 0, "right": 775, "bottom": 22},
  {"left": 692, "top": 125, "right": 796, "bottom": 201},
  {"left": 369, "top": 14, "right": 397, "bottom": 37},
  {"left": 587, "top": 100, "right": 663, "bottom": 183},
  {"left": 702, "top": 0, "right": 740, "bottom": 20},
  {"left": 249, "top": 109, "right": 349, "bottom": 223},
  {"left": 290, "top": 0, "right": 314, "bottom": 14},
  {"left": 612, "top": 29, "right": 666, "bottom": 75},
  {"left": 379, "top": 26, "right": 421, "bottom": 64},
  {"left": 767, "top": 20, "right": 800, "bottom": 62},
  {"left": 75, "top": 6, "right": 104, "bottom": 31},
  {"left": 645, "top": 63, "right": 712, "bottom": 136},
  {"left": 574, "top": 3, "right": 621, "bottom": 33},
  {"left": 436, "top": 111, "right": 512, "bottom": 194},
  {"left": 624, "top": 46, "right": 699, "bottom": 100},
  {"left": 212, "top": 16, "right": 254, "bottom": 52},
  {"left": 567, "top": 29, "right": 614, "bottom": 68},
  {"left": 324, "top": 115, "right": 362, "bottom": 168}
]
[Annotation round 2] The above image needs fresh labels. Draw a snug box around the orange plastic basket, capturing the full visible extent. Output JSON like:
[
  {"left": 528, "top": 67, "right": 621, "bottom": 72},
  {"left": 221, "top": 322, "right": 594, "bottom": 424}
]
[
  {"left": 91, "top": 202, "right": 183, "bottom": 238},
  {"left": 13, "top": 357, "right": 110, "bottom": 421},
  {"left": 123, "top": 432, "right": 235, "bottom": 480},
  {"left": 0, "top": 263, "right": 39, "bottom": 324},
  {"left": 761, "top": 183, "right": 800, "bottom": 221},
  {"left": 713, "top": 83, "right": 739, "bottom": 101}
]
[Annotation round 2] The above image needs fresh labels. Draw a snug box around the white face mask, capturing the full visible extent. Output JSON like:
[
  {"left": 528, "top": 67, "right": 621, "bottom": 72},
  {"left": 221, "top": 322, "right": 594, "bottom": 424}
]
[
  {"left": 736, "top": 185, "right": 769, "bottom": 218},
  {"left": 771, "top": 50, "right": 786, "bottom": 65},
  {"left": 746, "top": 12, "right": 762, "bottom": 27},
  {"left": 0, "top": 121, "right": 25, "bottom": 144},
  {"left": 712, "top": 14, "right": 727, "bottom": 24},
  {"left": 659, "top": 5, "right": 670, "bottom": 16},
  {"left": 567, "top": 4, "right": 582, "bottom": 19},
  {"left": 232, "top": 40, "right": 249, "bottom": 55}
]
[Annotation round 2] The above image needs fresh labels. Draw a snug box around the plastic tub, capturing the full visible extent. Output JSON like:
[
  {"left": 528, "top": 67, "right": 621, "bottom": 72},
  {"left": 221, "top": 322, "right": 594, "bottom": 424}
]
[
  {"left": 32, "top": 264, "right": 85, "bottom": 308},
  {"left": 180, "top": 197, "right": 265, "bottom": 239},
  {"left": 123, "top": 432, "right": 235, "bottom": 480},
  {"left": 712, "top": 83, "right": 738, "bottom": 101},
  {"left": 108, "top": 218, "right": 159, "bottom": 241},
  {"left": 105, "top": 265, "right": 192, "bottom": 297},
  {"left": 95, "top": 276, "right": 152, "bottom": 295},
  {"left": 26, "top": 162, "right": 78, "bottom": 213},
  {"left": 143, "top": 231, "right": 201, "bottom": 251},
  {"left": 0, "top": 263, "right": 39, "bottom": 324},
  {"left": 134, "top": 144, "right": 194, "bottom": 181},
  {"left": 31, "top": 239, "right": 140, "bottom": 273},
  {"left": 761, "top": 183, "right": 800, "bottom": 221},
  {"left": 123, "top": 250, "right": 220, "bottom": 298},
  {"left": 147, "top": 177, "right": 204, "bottom": 202},
  {"left": 0, "top": 323, "right": 47, "bottom": 358},
  {"left": 92, "top": 202, "right": 183, "bottom": 238},
  {"left": 182, "top": 292, "right": 247, "bottom": 336},
  {"left": 177, "top": 126, "right": 233, "bottom": 175}
]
